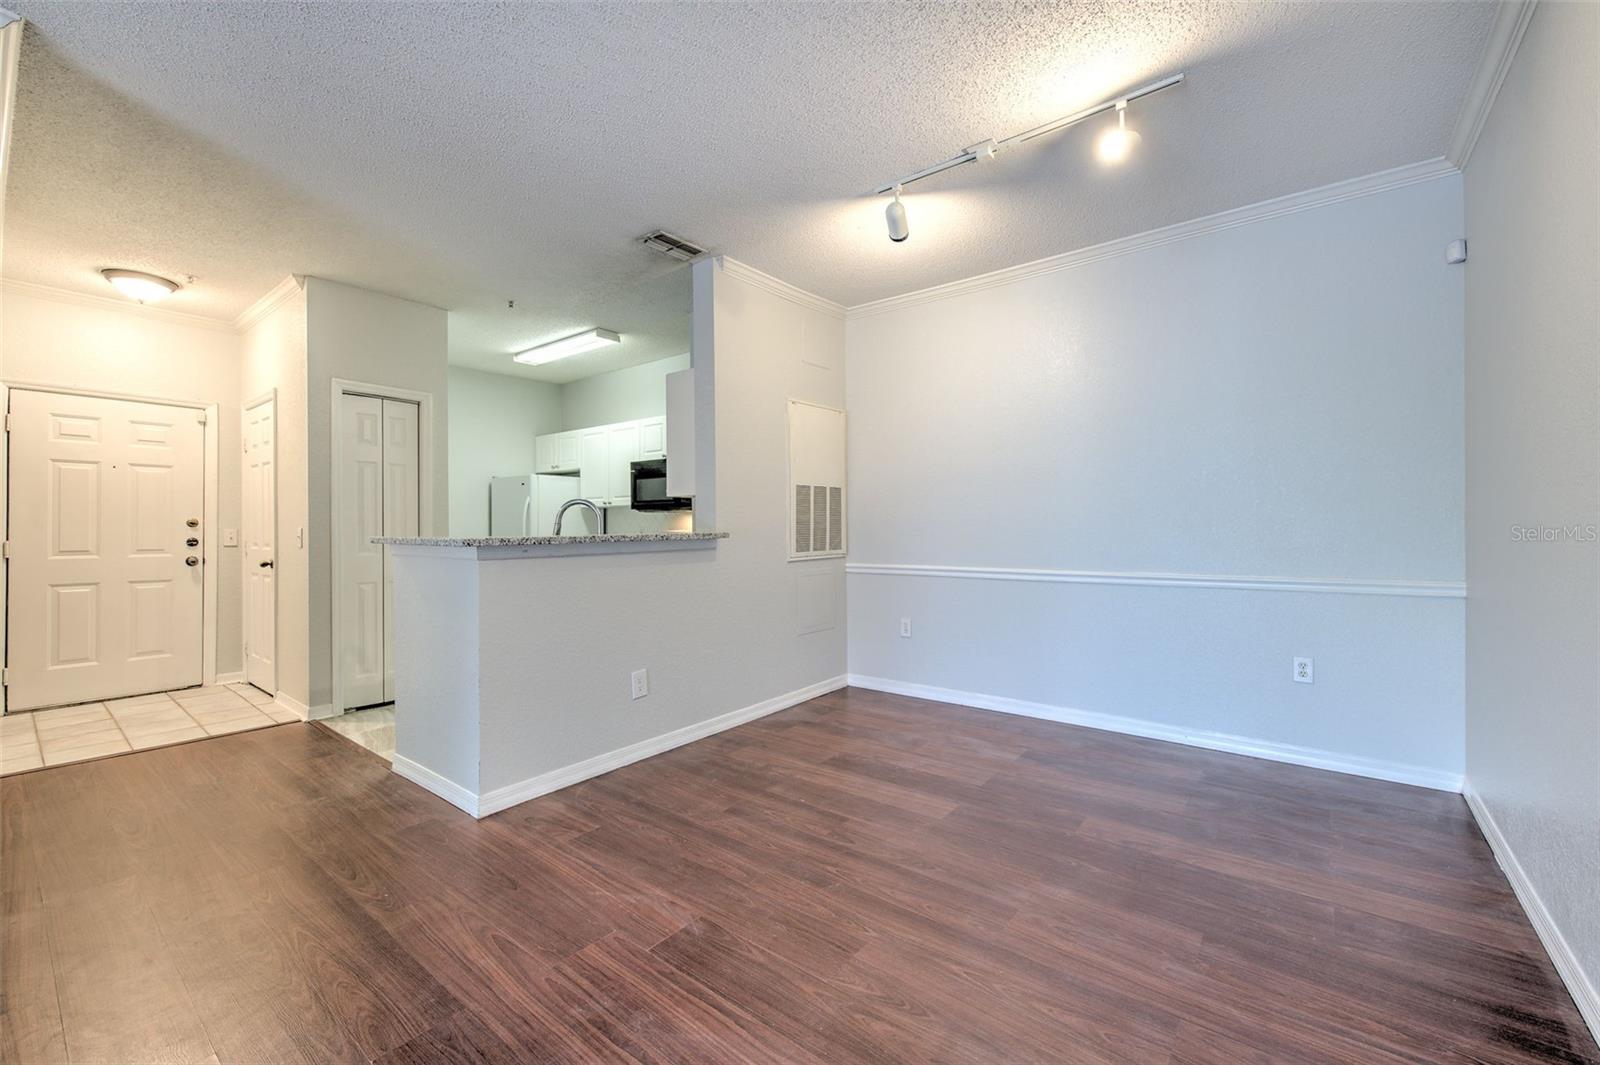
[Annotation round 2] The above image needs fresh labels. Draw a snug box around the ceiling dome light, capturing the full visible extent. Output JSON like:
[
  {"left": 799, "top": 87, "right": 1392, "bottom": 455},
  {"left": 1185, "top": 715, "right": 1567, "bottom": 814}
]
[
  {"left": 101, "top": 268, "right": 180, "bottom": 304},
  {"left": 1095, "top": 100, "right": 1142, "bottom": 165},
  {"left": 885, "top": 186, "right": 909, "bottom": 243}
]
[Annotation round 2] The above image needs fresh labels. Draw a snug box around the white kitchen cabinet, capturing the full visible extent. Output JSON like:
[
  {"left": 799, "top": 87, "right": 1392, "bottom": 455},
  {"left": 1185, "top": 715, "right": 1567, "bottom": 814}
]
[
  {"left": 606, "top": 422, "right": 642, "bottom": 505},
  {"left": 578, "top": 427, "right": 608, "bottom": 502},
  {"left": 535, "top": 430, "right": 582, "bottom": 473},
  {"left": 639, "top": 416, "right": 666, "bottom": 460}
]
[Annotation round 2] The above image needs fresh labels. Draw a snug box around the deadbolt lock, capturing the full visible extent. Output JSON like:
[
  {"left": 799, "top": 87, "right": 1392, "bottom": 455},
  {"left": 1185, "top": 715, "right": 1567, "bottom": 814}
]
[
  {"left": 186, "top": 518, "right": 200, "bottom": 528},
  {"left": 186, "top": 537, "right": 200, "bottom": 548},
  {"left": 185, "top": 556, "right": 200, "bottom": 567}
]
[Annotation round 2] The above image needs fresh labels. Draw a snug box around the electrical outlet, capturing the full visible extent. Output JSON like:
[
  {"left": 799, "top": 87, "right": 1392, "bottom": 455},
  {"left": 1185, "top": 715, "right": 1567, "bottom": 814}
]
[
  {"left": 1293, "top": 657, "right": 1314, "bottom": 684},
  {"left": 630, "top": 669, "right": 649, "bottom": 700},
  {"left": 899, "top": 618, "right": 912, "bottom": 638}
]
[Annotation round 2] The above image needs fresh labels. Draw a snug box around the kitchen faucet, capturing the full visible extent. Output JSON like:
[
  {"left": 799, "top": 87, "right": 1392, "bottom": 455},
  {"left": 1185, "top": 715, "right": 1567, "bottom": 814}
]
[{"left": 552, "top": 498, "right": 606, "bottom": 536}]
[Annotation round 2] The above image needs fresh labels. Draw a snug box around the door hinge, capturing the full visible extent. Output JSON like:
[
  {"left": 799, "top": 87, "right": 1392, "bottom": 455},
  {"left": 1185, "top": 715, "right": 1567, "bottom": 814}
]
[
  {"left": 1, "top": 541, "right": 10, "bottom": 558},
  {"left": 3, "top": 412, "right": 10, "bottom": 432},
  {"left": 1, "top": 668, "right": 8, "bottom": 687},
  {"left": 196, "top": 411, "right": 208, "bottom": 425}
]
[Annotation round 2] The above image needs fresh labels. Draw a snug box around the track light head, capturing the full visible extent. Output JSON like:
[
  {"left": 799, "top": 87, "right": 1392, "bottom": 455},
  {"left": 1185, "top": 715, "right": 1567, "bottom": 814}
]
[
  {"left": 1095, "top": 100, "right": 1142, "bottom": 165},
  {"left": 885, "top": 186, "right": 909, "bottom": 243}
]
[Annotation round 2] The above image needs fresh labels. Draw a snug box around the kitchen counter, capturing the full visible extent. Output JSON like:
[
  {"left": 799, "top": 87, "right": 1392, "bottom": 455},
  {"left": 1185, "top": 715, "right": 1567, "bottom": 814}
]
[{"left": 375, "top": 531, "right": 726, "bottom": 559}]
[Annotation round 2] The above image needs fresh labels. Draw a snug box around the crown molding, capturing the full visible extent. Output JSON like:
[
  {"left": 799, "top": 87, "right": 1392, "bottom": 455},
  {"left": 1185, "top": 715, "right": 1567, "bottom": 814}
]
[
  {"left": 1447, "top": 0, "right": 1537, "bottom": 169},
  {"left": 846, "top": 156, "right": 1460, "bottom": 319},
  {"left": 0, "top": 277, "right": 239, "bottom": 333},
  {"left": 717, "top": 256, "right": 847, "bottom": 319},
  {"left": 233, "top": 274, "right": 304, "bottom": 332}
]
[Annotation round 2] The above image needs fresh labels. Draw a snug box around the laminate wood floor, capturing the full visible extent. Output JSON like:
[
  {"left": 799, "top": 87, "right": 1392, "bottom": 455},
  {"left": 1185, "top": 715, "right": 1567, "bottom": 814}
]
[{"left": 3, "top": 686, "right": 1594, "bottom": 1064}]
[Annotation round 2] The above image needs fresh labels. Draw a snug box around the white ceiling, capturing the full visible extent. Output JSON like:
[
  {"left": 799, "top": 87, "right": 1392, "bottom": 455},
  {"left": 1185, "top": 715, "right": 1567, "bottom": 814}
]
[{"left": 3, "top": 1, "right": 1494, "bottom": 374}]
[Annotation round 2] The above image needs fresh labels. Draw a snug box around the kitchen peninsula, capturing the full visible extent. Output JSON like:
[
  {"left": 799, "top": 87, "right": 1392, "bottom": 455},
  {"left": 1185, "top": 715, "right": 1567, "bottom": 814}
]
[{"left": 374, "top": 531, "right": 727, "bottom": 817}]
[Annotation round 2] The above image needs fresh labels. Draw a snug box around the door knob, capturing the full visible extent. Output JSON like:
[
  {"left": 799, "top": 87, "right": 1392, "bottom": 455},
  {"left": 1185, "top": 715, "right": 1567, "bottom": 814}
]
[
  {"left": 186, "top": 537, "right": 200, "bottom": 548},
  {"left": 259, "top": 560, "right": 274, "bottom": 569},
  {"left": 185, "top": 556, "right": 200, "bottom": 567},
  {"left": 186, "top": 518, "right": 200, "bottom": 528}
]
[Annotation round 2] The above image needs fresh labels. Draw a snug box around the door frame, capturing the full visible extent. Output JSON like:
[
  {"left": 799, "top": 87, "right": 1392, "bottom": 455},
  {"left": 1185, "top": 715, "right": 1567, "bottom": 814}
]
[
  {"left": 328, "top": 378, "right": 435, "bottom": 718},
  {"left": 242, "top": 389, "right": 278, "bottom": 695},
  {"left": 0, "top": 380, "right": 223, "bottom": 715}
]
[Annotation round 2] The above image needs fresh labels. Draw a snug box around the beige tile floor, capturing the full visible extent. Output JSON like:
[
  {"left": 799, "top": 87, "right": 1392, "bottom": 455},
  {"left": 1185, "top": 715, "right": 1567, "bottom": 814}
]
[
  {"left": 0, "top": 683, "right": 298, "bottom": 776},
  {"left": 320, "top": 704, "right": 396, "bottom": 762}
]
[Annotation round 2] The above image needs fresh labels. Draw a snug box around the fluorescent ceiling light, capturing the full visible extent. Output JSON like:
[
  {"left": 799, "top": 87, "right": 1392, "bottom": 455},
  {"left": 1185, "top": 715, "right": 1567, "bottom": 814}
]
[
  {"left": 101, "top": 268, "right": 180, "bottom": 303},
  {"left": 513, "top": 328, "right": 621, "bottom": 366}
]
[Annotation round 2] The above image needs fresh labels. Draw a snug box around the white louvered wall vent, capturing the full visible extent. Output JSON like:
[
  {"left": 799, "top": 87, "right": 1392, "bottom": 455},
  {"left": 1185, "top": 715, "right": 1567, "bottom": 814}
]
[{"left": 788, "top": 400, "right": 847, "bottom": 561}]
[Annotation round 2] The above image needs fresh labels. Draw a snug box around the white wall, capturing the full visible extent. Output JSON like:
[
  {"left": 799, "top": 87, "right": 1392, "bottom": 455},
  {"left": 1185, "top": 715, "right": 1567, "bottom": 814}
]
[
  {"left": 561, "top": 353, "right": 689, "bottom": 430},
  {"left": 446, "top": 366, "right": 561, "bottom": 537},
  {"left": 1463, "top": 0, "right": 1599, "bottom": 1034},
  {"left": 306, "top": 277, "right": 449, "bottom": 712},
  {"left": 846, "top": 176, "right": 1467, "bottom": 786},
  {"left": 1, "top": 284, "right": 246, "bottom": 678},
  {"left": 240, "top": 281, "right": 310, "bottom": 706}
]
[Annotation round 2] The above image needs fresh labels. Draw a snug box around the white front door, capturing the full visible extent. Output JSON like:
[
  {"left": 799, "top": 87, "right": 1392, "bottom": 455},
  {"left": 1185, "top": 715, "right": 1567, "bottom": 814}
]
[
  {"left": 242, "top": 396, "right": 276, "bottom": 692},
  {"left": 380, "top": 398, "right": 419, "bottom": 702},
  {"left": 6, "top": 390, "right": 205, "bottom": 710}
]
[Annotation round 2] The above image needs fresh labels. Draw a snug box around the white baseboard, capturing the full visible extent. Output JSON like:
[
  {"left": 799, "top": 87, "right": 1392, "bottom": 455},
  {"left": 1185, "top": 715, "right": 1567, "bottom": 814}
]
[
  {"left": 466, "top": 674, "right": 848, "bottom": 818},
  {"left": 306, "top": 702, "right": 339, "bottom": 721},
  {"left": 1464, "top": 784, "right": 1600, "bottom": 1043},
  {"left": 214, "top": 671, "right": 246, "bottom": 685},
  {"left": 846, "top": 674, "right": 1463, "bottom": 793},
  {"left": 392, "top": 755, "right": 480, "bottom": 818},
  {"left": 271, "top": 692, "right": 312, "bottom": 722}
]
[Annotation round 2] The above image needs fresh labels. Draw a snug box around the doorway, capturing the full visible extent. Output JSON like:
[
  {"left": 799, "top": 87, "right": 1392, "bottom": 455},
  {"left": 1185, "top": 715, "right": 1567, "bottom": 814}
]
[
  {"left": 333, "top": 389, "right": 420, "bottom": 712},
  {"left": 4, "top": 389, "right": 208, "bottom": 711}
]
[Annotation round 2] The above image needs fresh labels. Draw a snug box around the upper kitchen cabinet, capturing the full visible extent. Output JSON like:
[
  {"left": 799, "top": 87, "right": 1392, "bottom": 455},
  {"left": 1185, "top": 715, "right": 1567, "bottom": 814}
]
[{"left": 640, "top": 416, "right": 666, "bottom": 460}]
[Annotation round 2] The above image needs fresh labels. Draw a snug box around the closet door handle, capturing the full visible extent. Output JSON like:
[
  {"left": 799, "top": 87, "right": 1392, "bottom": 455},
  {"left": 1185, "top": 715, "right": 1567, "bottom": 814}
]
[{"left": 259, "top": 560, "right": 274, "bottom": 569}]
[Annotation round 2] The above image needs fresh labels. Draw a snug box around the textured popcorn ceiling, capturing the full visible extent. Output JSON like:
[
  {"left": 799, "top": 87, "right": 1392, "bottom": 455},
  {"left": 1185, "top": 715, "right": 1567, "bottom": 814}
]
[{"left": 3, "top": 1, "right": 1494, "bottom": 375}]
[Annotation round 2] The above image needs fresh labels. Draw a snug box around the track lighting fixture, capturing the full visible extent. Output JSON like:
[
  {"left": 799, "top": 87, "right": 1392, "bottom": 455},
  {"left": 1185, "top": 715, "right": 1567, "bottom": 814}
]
[
  {"left": 885, "top": 186, "right": 909, "bottom": 243},
  {"left": 871, "top": 72, "right": 1183, "bottom": 242},
  {"left": 1095, "top": 100, "right": 1142, "bottom": 165}
]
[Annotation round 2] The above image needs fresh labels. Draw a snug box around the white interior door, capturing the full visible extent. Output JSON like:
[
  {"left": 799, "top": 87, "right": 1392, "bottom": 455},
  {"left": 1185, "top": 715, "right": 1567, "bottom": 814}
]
[
  {"left": 6, "top": 390, "right": 205, "bottom": 710},
  {"left": 338, "top": 393, "right": 386, "bottom": 708},
  {"left": 380, "top": 398, "right": 419, "bottom": 702},
  {"left": 242, "top": 396, "right": 276, "bottom": 692}
]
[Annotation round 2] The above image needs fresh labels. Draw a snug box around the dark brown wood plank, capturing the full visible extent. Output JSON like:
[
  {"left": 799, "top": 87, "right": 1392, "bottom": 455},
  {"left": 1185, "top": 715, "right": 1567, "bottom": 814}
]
[{"left": 0, "top": 690, "right": 1593, "bottom": 1065}]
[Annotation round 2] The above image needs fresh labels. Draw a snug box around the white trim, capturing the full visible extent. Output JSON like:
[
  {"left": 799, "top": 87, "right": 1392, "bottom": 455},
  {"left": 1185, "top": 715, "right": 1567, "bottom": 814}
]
[
  {"left": 271, "top": 692, "right": 309, "bottom": 720},
  {"left": 329, "top": 379, "right": 436, "bottom": 716},
  {"left": 475, "top": 673, "right": 848, "bottom": 817},
  {"left": 846, "top": 157, "right": 1461, "bottom": 318},
  {"left": 392, "top": 755, "right": 480, "bottom": 818},
  {"left": 845, "top": 562, "right": 1465, "bottom": 599},
  {"left": 233, "top": 275, "right": 303, "bottom": 332},
  {"left": 1464, "top": 784, "right": 1600, "bottom": 1042},
  {"left": 1447, "top": 0, "right": 1538, "bottom": 168},
  {"left": 214, "top": 671, "right": 245, "bottom": 685},
  {"left": 846, "top": 674, "right": 1464, "bottom": 792},
  {"left": 0, "top": 278, "right": 237, "bottom": 333},
  {"left": 392, "top": 674, "right": 850, "bottom": 819},
  {"left": 201, "top": 403, "right": 220, "bottom": 686},
  {"left": 717, "top": 257, "right": 847, "bottom": 319}
]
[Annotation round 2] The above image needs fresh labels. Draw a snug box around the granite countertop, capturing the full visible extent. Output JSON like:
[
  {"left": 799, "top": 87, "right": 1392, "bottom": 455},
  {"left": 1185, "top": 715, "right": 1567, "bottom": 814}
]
[{"left": 374, "top": 531, "right": 728, "bottom": 547}]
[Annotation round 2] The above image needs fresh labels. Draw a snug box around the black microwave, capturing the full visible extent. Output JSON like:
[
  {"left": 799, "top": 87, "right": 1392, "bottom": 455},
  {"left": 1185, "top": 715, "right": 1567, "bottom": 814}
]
[{"left": 630, "top": 459, "right": 692, "bottom": 511}]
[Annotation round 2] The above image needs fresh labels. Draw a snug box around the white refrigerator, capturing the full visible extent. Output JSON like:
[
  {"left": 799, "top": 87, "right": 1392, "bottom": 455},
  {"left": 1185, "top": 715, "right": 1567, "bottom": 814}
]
[{"left": 489, "top": 474, "right": 595, "bottom": 536}]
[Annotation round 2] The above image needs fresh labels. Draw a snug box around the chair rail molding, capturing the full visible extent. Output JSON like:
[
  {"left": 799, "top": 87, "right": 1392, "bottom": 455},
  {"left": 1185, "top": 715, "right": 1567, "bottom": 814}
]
[{"left": 845, "top": 563, "right": 1466, "bottom": 599}]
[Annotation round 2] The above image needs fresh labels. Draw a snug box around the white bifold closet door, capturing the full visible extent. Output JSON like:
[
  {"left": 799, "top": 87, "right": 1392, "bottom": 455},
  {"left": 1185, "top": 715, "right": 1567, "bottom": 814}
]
[
  {"left": 6, "top": 390, "right": 205, "bottom": 710},
  {"left": 337, "top": 394, "right": 418, "bottom": 710}
]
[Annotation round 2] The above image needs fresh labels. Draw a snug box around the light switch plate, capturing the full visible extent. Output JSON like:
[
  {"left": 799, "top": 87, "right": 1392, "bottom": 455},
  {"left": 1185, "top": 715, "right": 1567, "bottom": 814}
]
[{"left": 222, "top": 528, "right": 239, "bottom": 547}]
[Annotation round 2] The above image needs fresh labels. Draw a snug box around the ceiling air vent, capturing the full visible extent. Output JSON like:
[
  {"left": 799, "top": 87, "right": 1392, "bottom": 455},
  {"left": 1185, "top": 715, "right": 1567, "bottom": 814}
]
[{"left": 639, "top": 230, "right": 707, "bottom": 262}]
